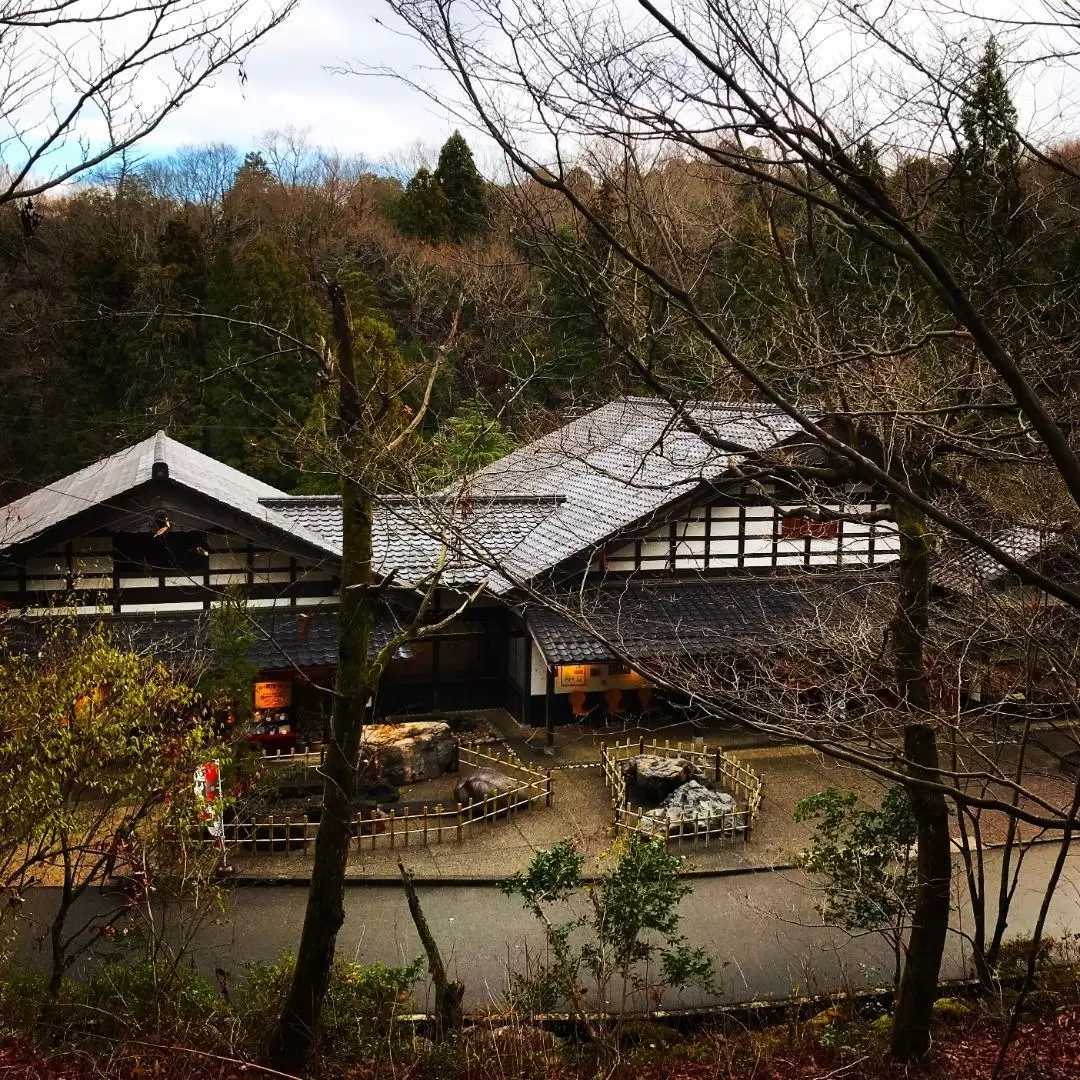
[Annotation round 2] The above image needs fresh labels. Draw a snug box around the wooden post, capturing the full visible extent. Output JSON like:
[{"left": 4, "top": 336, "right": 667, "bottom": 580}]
[
  {"left": 456, "top": 802, "right": 463, "bottom": 841},
  {"left": 436, "top": 803, "right": 444, "bottom": 844},
  {"left": 546, "top": 770, "right": 552, "bottom": 807},
  {"left": 423, "top": 806, "right": 429, "bottom": 845},
  {"left": 639, "top": 735, "right": 645, "bottom": 755},
  {"left": 285, "top": 817, "right": 292, "bottom": 853},
  {"left": 714, "top": 749, "right": 720, "bottom": 784},
  {"left": 545, "top": 667, "right": 556, "bottom": 749},
  {"left": 403, "top": 806, "right": 409, "bottom": 848}
]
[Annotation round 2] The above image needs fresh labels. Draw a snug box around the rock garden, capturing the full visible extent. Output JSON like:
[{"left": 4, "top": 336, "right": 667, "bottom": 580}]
[
  {"left": 604, "top": 741, "right": 763, "bottom": 844},
  {"left": 226, "top": 716, "right": 550, "bottom": 850}
]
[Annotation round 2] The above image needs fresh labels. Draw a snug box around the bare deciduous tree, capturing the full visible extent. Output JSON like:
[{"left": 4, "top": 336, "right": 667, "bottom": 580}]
[{"left": 0, "top": 0, "right": 297, "bottom": 205}]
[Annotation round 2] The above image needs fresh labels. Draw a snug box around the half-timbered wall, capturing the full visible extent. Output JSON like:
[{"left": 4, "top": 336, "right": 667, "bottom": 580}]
[
  {"left": 0, "top": 530, "right": 337, "bottom": 613},
  {"left": 599, "top": 485, "right": 899, "bottom": 574}
]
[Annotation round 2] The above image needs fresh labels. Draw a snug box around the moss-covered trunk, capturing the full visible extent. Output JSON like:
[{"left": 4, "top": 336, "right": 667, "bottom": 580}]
[
  {"left": 888, "top": 488, "right": 952, "bottom": 1063},
  {"left": 267, "top": 283, "right": 373, "bottom": 1074}
]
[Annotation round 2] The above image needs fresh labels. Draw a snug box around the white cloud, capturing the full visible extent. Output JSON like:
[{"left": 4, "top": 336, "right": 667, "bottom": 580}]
[{"left": 140, "top": 0, "right": 483, "bottom": 164}]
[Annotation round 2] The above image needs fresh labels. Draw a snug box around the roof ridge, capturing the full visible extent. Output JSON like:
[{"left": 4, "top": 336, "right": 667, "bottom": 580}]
[
  {"left": 152, "top": 430, "right": 169, "bottom": 480},
  {"left": 260, "top": 495, "right": 342, "bottom": 505}
]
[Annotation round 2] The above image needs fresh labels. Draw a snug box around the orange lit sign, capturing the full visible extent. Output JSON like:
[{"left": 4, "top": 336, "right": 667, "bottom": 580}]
[
  {"left": 557, "top": 665, "right": 587, "bottom": 688},
  {"left": 254, "top": 680, "right": 292, "bottom": 709}
]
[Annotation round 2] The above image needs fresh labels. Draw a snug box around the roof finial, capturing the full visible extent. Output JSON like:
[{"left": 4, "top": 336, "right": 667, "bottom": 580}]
[{"left": 151, "top": 430, "right": 169, "bottom": 480}]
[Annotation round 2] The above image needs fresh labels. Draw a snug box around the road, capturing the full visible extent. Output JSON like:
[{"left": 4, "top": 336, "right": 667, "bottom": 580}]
[{"left": 13, "top": 844, "right": 1080, "bottom": 1011}]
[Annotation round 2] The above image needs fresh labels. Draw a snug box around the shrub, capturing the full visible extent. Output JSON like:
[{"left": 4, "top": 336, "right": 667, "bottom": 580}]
[
  {"left": 78, "top": 960, "right": 226, "bottom": 1041},
  {"left": 996, "top": 935, "right": 1058, "bottom": 978},
  {"left": 237, "top": 952, "right": 423, "bottom": 1061},
  {"left": 0, "top": 968, "right": 52, "bottom": 1032}
]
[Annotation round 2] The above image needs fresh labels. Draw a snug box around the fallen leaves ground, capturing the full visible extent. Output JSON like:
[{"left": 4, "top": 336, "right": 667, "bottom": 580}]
[{"left": 2, "top": 1008, "right": 1079, "bottom": 1080}]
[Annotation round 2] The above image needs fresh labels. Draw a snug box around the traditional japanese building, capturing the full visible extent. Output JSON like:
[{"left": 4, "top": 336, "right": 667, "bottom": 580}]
[{"left": 0, "top": 398, "right": 911, "bottom": 740}]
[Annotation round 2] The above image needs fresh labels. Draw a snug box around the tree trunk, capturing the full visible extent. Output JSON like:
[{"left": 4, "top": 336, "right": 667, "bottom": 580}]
[
  {"left": 267, "top": 283, "right": 373, "bottom": 1074},
  {"left": 47, "top": 842, "right": 74, "bottom": 999},
  {"left": 399, "top": 860, "right": 464, "bottom": 1039},
  {"left": 888, "top": 490, "right": 952, "bottom": 1063},
  {"left": 891, "top": 724, "right": 951, "bottom": 1062}
]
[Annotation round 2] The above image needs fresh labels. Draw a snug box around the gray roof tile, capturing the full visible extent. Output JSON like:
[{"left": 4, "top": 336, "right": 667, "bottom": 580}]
[
  {"left": 454, "top": 398, "right": 812, "bottom": 586},
  {"left": 0, "top": 399, "right": 815, "bottom": 591},
  {"left": 525, "top": 577, "right": 811, "bottom": 664},
  {"left": 0, "top": 432, "right": 340, "bottom": 558},
  {"left": 931, "top": 526, "right": 1054, "bottom": 594},
  {"left": 0, "top": 609, "right": 400, "bottom": 671}
]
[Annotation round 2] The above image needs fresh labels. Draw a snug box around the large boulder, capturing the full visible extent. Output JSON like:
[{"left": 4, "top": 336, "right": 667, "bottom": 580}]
[
  {"left": 360, "top": 722, "right": 457, "bottom": 785},
  {"left": 454, "top": 767, "right": 517, "bottom": 804},
  {"left": 642, "top": 780, "right": 737, "bottom": 837},
  {"left": 622, "top": 754, "right": 704, "bottom": 802}
]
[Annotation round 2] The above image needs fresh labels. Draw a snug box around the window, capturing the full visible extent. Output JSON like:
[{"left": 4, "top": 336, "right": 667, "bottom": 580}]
[{"left": 781, "top": 516, "right": 838, "bottom": 540}]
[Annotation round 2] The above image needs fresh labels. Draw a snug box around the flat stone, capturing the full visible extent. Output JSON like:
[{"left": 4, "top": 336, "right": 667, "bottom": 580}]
[
  {"left": 454, "top": 767, "right": 516, "bottom": 804},
  {"left": 642, "top": 780, "right": 738, "bottom": 837},
  {"left": 622, "top": 754, "right": 704, "bottom": 801},
  {"left": 360, "top": 722, "right": 457, "bottom": 785}
]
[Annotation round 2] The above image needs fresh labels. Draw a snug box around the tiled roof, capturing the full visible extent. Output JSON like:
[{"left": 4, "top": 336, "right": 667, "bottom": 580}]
[
  {"left": 524, "top": 577, "right": 814, "bottom": 665},
  {"left": 0, "top": 432, "right": 340, "bottom": 558},
  {"left": 931, "top": 526, "right": 1056, "bottom": 594},
  {"left": 0, "top": 399, "right": 814, "bottom": 591},
  {"left": 0, "top": 609, "right": 401, "bottom": 672},
  {"left": 262, "top": 495, "right": 563, "bottom": 591},
  {"left": 452, "top": 398, "right": 813, "bottom": 587}
]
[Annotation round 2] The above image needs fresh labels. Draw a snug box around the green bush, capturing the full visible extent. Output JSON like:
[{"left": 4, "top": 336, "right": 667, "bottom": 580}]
[
  {"left": 932, "top": 996, "right": 972, "bottom": 1025},
  {"left": 78, "top": 960, "right": 226, "bottom": 1040},
  {"left": 0, "top": 967, "right": 52, "bottom": 1031},
  {"left": 996, "top": 935, "right": 1058, "bottom": 979},
  {"left": 237, "top": 952, "right": 423, "bottom": 1061}
]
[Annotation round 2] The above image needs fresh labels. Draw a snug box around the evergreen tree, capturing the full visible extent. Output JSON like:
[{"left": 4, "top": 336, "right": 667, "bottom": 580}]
[
  {"left": 950, "top": 38, "right": 1027, "bottom": 255},
  {"left": 395, "top": 166, "right": 452, "bottom": 244},
  {"left": 434, "top": 131, "right": 488, "bottom": 241}
]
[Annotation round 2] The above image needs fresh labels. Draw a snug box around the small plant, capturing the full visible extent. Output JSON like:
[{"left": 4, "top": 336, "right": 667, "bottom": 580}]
[
  {"left": 794, "top": 786, "right": 917, "bottom": 987},
  {"left": 78, "top": 960, "right": 226, "bottom": 1042},
  {"left": 499, "top": 837, "right": 717, "bottom": 1040},
  {"left": 238, "top": 952, "right": 423, "bottom": 1061},
  {"left": 995, "top": 934, "right": 1059, "bottom": 978}
]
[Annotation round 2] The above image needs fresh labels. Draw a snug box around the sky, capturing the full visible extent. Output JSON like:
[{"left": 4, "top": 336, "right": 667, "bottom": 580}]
[
  {"left": 134, "top": 0, "right": 1079, "bottom": 166},
  {"left": 140, "top": 0, "right": 475, "bottom": 165},
  {"left": 10, "top": 0, "right": 1080, "bottom": 192}
]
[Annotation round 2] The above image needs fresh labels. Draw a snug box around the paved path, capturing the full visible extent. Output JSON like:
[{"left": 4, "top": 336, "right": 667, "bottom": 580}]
[{"left": 13, "top": 843, "right": 1080, "bottom": 1012}]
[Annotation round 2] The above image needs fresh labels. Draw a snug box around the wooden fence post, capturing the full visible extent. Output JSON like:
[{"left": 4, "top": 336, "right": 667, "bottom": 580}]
[
  {"left": 403, "top": 806, "right": 409, "bottom": 848},
  {"left": 546, "top": 770, "right": 552, "bottom": 807},
  {"left": 436, "top": 804, "right": 444, "bottom": 844},
  {"left": 456, "top": 803, "right": 463, "bottom": 841}
]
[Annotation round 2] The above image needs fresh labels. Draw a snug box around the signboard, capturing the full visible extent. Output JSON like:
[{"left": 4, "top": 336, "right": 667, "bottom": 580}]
[
  {"left": 254, "top": 679, "right": 292, "bottom": 710},
  {"left": 557, "top": 664, "right": 588, "bottom": 689},
  {"left": 194, "top": 761, "right": 225, "bottom": 841}
]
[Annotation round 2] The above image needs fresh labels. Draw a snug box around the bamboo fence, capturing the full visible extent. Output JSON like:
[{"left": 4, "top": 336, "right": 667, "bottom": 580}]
[
  {"left": 217, "top": 746, "right": 552, "bottom": 855},
  {"left": 601, "top": 737, "right": 764, "bottom": 847}
]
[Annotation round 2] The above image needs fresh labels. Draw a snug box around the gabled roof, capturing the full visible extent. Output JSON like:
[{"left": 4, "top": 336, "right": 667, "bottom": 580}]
[
  {"left": 0, "top": 399, "right": 813, "bottom": 590},
  {"left": 0, "top": 431, "right": 340, "bottom": 558},
  {"left": 261, "top": 398, "right": 812, "bottom": 592},
  {"left": 262, "top": 494, "right": 563, "bottom": 591},
  {"left": 454, "top": 397, "right": 813, "bottom": 584}
]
